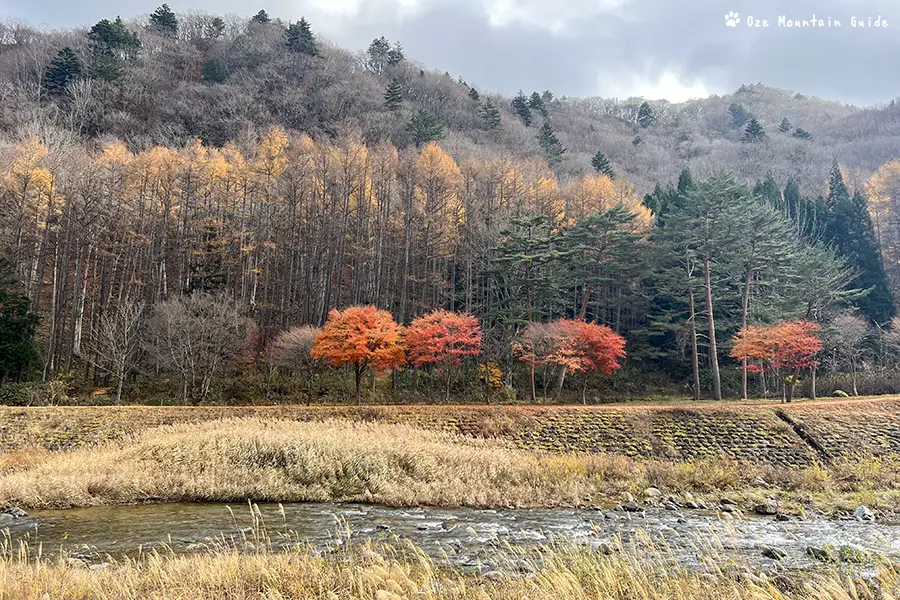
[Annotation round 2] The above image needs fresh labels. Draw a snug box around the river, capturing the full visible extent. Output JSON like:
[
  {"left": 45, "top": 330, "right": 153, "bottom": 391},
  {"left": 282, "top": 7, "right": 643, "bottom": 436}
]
[{"left": 6, "top": 502, "right": 899, "bottom": 572}]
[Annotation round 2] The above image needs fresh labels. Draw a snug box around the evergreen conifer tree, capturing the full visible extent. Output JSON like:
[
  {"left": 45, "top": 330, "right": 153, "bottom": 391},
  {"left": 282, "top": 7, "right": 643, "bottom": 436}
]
[
  {"left": 479, "top": 99, "right": 501, "bottom": 130},
  {"left": 285, "top": 18, "right": 318, "bottom": 56},
  {"left": 511, "top": 91, "right": 532, "bottom": 126},
  {"left": 367, "top": 36, "right": 390, "bottom": 72},
  {"left": 407, "top": 110, "right": 444, "bottom": 146},
  {"left": 590, "top": 151, "right": 615, "bottom": 179},
  {"left": 537, "top": 121, "right": 566, "bottom": 167},
  {"left": 468, "top": 87, "right": 479, "bottom": 101},
  {"left": 821, "top": 162, "right": 895, "bottom": 322},
  {"left": 87, "top": 17, "right": 142, "bottom": 81},
  {"left": 149, "top": 4, "right": 178, "bottom": 38},
  {"left": 0, "top": 260, "right": 39, "bottom": 382},
  {"left": 251, "top": 9, "right": 270, "bottom": 23},
  {"left": 637, "top": 102, "right": 655, "bottom": 127},
  {"left": 729, "top": 103, "right": 751, "bottom": 128},
  {"left": 386, "top": 42, "right": 405, "bottom": 65},
  {"left": 778, "top": 117, "right": 792, "bottom": 132},
  {"left": 43, "top": 47, "right": 82, "bottom": 96},
  {"left": 742, "top": 118, "right": 766, "bottom": 142},
  {"left": 792, "top": 128, "right": 811, "bottom": 140},
  {"left": 528, "top": 92, "right": 547, "bottom": 117},
  {"left": 207, "top": 17, "right": 225, "bottom": 39},
  {"left": 384, "top": 80, "right": 403, "bottom": 111}
]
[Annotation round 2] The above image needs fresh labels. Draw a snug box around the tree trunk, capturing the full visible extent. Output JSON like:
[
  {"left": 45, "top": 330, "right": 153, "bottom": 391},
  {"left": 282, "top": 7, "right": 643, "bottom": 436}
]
[
  {"left": 115, "top": 366, "right": 124, "bottom": 406},
  {"left": 581, "top": 373, "right": 588, "bottom": 405},
  {"left": 529, "top": 364, "right": 537, "bottom": 403},
  {"left": 811, "top": 365, "right": 817, "bottom": 400},
  {"left": 703, "top": 253, "right": 722, "bottom": 400},
  {"left": 740, "top": 262, "right": 754, "bottom": 400},
  {"left": 688, "top": 288, "right": 701, "bottom": 401},
  {"left": 354, "top": 363, "right": 362, "bottom": 405},
  {"left": 851, "top": 356, "right": 858, "bottom": 396},
  {"left": 445, "top": 365, "right": 452, "bottom": 403},
  {"left": 555, "top": 366, "right": 567, "bottom": 401}
]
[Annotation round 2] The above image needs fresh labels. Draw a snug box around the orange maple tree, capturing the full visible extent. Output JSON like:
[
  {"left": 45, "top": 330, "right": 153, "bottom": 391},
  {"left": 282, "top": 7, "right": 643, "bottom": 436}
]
[
  {"left": 311, "top": 305, "right": 405, "bottom": 404},
  {"left": 515, "top": 319, "right": 626, "bottom": 402},
  {"left": 404, "top": 309, "right": 482, "bottom": 400},
  {"left": 730, "top": 320, "right": 822, "bottom": 402}
]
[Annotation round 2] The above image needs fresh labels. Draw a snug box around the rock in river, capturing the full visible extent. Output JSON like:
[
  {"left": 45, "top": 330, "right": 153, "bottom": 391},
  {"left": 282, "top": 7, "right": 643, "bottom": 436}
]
[
  {"left": 1, "top": 507, "right": 28, "bottom": 519},
  {"left": 643, "top": 487, "right": 662, "bottom": 498},
  {"left": 754, "top": 502, "right": 778, "bottom": 516},
  {"left": 761, "top": 547, "right": 787, "bottom": 560},
  {"left": 854, "top": 506, "right": 875, "bottom": 521}
]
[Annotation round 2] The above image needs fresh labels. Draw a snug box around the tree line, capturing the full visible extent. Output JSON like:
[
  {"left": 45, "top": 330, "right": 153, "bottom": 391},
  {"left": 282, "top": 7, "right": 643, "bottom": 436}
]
[{"left": 2, "top": 122, "right": 899, "bottom": 403}]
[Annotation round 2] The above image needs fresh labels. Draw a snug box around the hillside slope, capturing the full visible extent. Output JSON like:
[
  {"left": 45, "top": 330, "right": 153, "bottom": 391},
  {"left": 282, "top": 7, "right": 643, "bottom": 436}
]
[{"left": 1, "top": 12, "right": 899, "bottom": 193}]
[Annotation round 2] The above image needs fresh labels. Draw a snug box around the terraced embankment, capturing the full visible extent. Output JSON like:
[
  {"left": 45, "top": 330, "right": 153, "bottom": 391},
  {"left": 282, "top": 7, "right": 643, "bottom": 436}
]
[{"left": 2, "top": 397, "right": 897, "bottom": 467}]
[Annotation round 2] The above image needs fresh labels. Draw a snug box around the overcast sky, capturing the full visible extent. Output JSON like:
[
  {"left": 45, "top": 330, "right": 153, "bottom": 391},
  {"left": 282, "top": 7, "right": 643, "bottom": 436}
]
[{"left": 3, "top": 0, "right": 898, "bottom": 105}]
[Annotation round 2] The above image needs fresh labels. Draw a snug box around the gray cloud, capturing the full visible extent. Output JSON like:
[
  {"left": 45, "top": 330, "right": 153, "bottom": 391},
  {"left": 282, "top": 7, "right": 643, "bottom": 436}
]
[{"left": 5, "top": 0, "right": 899, "bottom": 105}]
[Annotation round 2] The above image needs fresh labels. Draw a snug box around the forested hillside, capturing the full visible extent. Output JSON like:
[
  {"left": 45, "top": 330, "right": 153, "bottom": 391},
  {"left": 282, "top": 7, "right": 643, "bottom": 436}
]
[{"left": 2, "top": 6, "right": 900, "bottom": 403}]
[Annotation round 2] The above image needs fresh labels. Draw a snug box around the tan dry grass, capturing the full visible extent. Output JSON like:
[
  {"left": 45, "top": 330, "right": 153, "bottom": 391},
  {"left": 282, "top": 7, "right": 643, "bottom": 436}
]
[
  {"left": 0, "top": 537, "right": 896, "bottom": 600},
  {"left": 1, "top": 418, "right": 899, "bottom": 513}
]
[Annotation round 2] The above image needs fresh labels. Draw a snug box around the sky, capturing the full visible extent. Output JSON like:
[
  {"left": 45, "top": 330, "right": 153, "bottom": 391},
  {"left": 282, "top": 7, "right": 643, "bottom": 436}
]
[{"left": 3, "top": 0, "right": 899, "bottom": 105}]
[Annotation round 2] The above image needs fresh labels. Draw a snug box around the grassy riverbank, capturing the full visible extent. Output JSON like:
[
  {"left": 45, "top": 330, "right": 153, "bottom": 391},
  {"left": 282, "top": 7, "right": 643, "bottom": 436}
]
[
  {"left": 1, "top": 418, "right": 899, "bottom": 515},
  {"left": 0, "top": 535, "right": 896, "bottom": 600},
  {"left": 4, "top": 397, "right": 900, "bottom": 468}
]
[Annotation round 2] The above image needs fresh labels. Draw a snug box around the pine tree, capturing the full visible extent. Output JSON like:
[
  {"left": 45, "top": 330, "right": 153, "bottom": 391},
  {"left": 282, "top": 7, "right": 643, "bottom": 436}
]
[
  {"left": 202, "top": 58, "right": 228, "bottom": 83},
  {"left": 43, "top": 47, "right": 82, "bottom": 96},
  {"left": 0, "top": 260, "right": 39, "bottom": 382},
  {"left": 384, "top": 80, "right": 402, "bottom": 111},
  {"left": 742, "top": 118, "right": 766, "bottom": 142},
  {"left": 285, "top": 18, "right": 318, "bottom": 56},
  {"left": 792, "top": 127, "right": 811, "bottom": 140},
  {"left": 541, "top": 90, "right": 554, "bottom": 104},
  {"left": 729, "top": 103, "right": 751, "bottom": 128},
  {"left": 87, "top": 17, "right": 142, "bottom": 81},
  {"left": 407, "top": 110, "right": 443, "bottom": 146},
  {"left": 822, "top": 162, "right": 895, "bottom": 322},
  {"left": 528, "top": 91, "right": 547, "bottom": 117},
  {"left": 590, "top": 151, "right": 615, "bottom": 179},
  {"left": 251, "top": 9, "right": 270, "bottom": 23},
  {"left": 637, "top": 102, "right": 655, "bottom": 127},
  {"left": 826, "top": 159, "right": 848, "bottom": 209},
  {"left": 468, "top": 87, "right": 479, "bottom": 101},
  {"left": 366, "top": 36, "right": 390, "bottom": 73},
  {"left": 479, "top": 99, "right": 501, "bottom": 130},
  {"left": 386, "top": 42, "right": 404, "bottom": 65},
  {"left": 511, "top": 91, "right": 532, "bottom": 126},
  {"left": 149, "top": 4, "right": 178, "bottom": 38},
  {"left": 537, "top": 121, "right": 566, "bottom": 167},
  {"left": 778, "top": 117, "right": 792, "bottom": 133},
  {"left": 206, "top": 17, "right": 225, "bottom": 39},
  {"left": 88, "top": 17, "right": 142, "bottom": 55}
]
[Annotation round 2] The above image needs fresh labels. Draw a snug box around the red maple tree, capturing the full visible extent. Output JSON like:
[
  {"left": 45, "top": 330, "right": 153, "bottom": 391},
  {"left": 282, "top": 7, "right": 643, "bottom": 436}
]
[
  {"left": 311, "top": 305, "right": 405, "bottom": 404},
  {"left": 731, "top": 320, "right": 822, "bottom": 402},
  {"left": 405, "top": 309, "right": 482, "bottom": 400}
]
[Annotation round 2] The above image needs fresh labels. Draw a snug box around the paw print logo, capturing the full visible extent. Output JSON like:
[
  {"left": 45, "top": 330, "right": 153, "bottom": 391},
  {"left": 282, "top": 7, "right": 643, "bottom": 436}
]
[{"left": 725, "top": 11, "right": 740, "bottom": 27}]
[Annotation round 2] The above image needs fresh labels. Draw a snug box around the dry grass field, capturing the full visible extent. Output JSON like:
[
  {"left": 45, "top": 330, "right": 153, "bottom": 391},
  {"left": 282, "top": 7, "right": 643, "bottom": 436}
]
[
  {"left": 0, "top": 416, "right": 898, "bottom": 514},
  {"left": 0, "top": 531, "right": 896, "bottom": 600}
]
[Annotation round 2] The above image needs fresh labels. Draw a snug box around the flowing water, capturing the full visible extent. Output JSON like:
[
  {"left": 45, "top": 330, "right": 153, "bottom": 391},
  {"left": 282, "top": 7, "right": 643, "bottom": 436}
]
[{"left": 6, "top": 502, "right": 900, "bottom": 572}]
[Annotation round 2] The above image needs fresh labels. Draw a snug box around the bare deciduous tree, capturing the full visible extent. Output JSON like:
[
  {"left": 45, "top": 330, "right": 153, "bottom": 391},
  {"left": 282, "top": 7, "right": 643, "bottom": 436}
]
[
  {"left": 268, "top": 325, "right": 322, "bottom": 405},
  {"left": 144, "top": 293, "right": 253, "bottom": 402},
  {"left": 829, "top": 313, "right": 870, "bottom": 396},
  {"left": 88, "top": 296, "right": 145, "bottom": 404}
]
